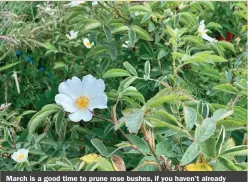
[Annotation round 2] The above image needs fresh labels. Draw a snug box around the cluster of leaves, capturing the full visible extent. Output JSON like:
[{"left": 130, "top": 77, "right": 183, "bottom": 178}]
[{"left": 0, "top": 1, "right": 247, "bottom": 171}]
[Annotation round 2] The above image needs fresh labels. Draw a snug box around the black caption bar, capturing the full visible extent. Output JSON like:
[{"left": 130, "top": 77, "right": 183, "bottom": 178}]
[{"left": 1, "top": 171, "right": 247, "bottom": 182}]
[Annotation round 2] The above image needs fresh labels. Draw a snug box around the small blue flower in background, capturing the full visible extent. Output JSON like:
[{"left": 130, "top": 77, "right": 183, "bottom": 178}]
[
  {"left": 47, "top": 72, "right": 52, "bottom": 78},
  {"left": 38, "top": 66, "right": 46, "bottom": 72},
  {"left": 15, "top": 50, "right": 22, "bottom": 57},
  {"left": 24, "top": 56, "right": 33, "bottom": 64},
  {"left": 86, "top": 134, "right": 93, "bottom": 140}
]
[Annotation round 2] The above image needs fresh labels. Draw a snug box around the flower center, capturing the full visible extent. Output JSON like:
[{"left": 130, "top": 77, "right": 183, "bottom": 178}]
[
  {"left": 76, "top": 96, "right": 89, "bottom": 109},
  {"left": 86, "top": 42, "right": 91, "bottom": 47},
  {"left": 17, "top": 154, "right": 24, "bottom": 160}
]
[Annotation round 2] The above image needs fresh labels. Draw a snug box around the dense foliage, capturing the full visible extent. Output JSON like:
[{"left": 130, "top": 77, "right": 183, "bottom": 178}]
[{"left": 0, "top": 1, "right": 247, "bottom": 171}]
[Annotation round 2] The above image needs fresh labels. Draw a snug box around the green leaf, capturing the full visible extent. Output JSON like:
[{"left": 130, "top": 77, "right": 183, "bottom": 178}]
[
  {"left": 53, "top": 62, "right": 66, "bottom": 69},
  {"left": 91, "top": 138, "right": 109, "bottom": 157},
  {"left": 221, "top": 145, "right": 248, "bottom": 156},
  {"left": 213, "top": 84, "right": 239, "bottom": 95},
  {"left": 128, "top": 29, "right": 136, "bottom": 47},
  {"left": 123, "top": 89, "right": 145, "bottom": 104},
  {"left": 129, "top": 5, "right": 152, "bottom": 13},
  {"left": 97, "top": 158, "right": 115, "bottom": 171},
  {"left": 216, "top": 126, "right": 226, "bottom": 155},
  {"left": 103, "top": 25, "right": 112, "bottom": 42},
  {"left": 148, "top": 94, "right": 192, "bottom": 108},
  {"left": 211, "top": 109, "right": 233, "bottom": 122},
  {"left": 0, "top": 61, "right": 22, "bottom": 72},
  {"left": 195, "top": 118, "right": 216, "bottom": 143},
  {"left": 103, "top": 69, "right": 131, "bottom": 78},
  {"left": 181, "top": 142, "right": 200, "bottom": 165},
  {"left": 156, "top": 140, "right": 174, "bottom": 158},
  {"left": 144, "top": 61, "right": 150, "bottom": 79},
  {"left": 183, "top": 106, "right": 197, "bottom": 130},
  {"left": 206, "top": 22, "right": 222, "bottom": 29},
  {"left": 86, "top": 47, "right": 109, "bottom": 58},
  {"left": 123, "top": 62, "right": 137, "bottom": 76},
  {"left": 200, "top": 137, "right": 216, "bottom": 158},
  {"left": 216, "top": 119, "right": 246, "bottom": 131},
  {"left": 217, "top": 156, "right": 239, "bottom": 171},
  {"left": 197, "top": 1, "right": 214, "bottom": 10},
  {"left": 54, "top": 109, "right": 65, "bottom": 135},
  {"left": 166, "top": 25, "right": 176, "bottom": 39},
  {"left": 126, "top": 134, "right": 150, "bottom": 154},
  {"left": 132, "top": 25, "right": 153, "bottom": 41},
  {"left": 82, "top": 20, "right": 102, "bottom": 32},
  {"left": 28, "top": 104, "right": 61, "bottom": 134},
  {"left": 157, "top": 48, "right": 168, "bottom": 60},
  {"left": 112, "top": 25, "right": 129, "bottom": 34},
  {"left": 119, "top": 109, "right": 144, "bottom": 134},
  {"left": 217, "top": 41, "right": 235, "bottom": 52}
]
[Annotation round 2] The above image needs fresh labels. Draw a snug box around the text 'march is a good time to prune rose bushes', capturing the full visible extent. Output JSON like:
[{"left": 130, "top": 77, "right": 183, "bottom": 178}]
[{"left": 0, "top": 1, "right": 247, "bottom": 171}]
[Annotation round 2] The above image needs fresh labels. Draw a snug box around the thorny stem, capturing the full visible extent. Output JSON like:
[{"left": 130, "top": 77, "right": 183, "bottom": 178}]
[
  {"left": 112, "top": 97, "right": 120, "bottom": 124},
  {"left": 105, "top": 2, "right": 129, "bottom": 22},
  {"left": 141, "top": 124, "right": 166, "bottom": 171}
]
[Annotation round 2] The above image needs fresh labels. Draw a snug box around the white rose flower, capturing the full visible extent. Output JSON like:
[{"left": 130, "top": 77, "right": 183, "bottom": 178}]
[
  {"left": 11, "top": 149, "right": 28, "bottom": 163},
  {"left": 0, "top": 103, "right": 11, "bottom": 111},
  {"left": 83, "top": 38, "right": 94, "bottom": 48},
  {"left": 121, "top": 41, "right": 130, "bottom": 48},
  {"left": 198, "top": 20, "right": 218, "bottom": 43},
  {"left": 55, "top": 75, "right": 107, "bottom": 122},
  {"left": 69, "top": 0, "right": 85, "bottom": 7},
  {"left": 66, "top": 30, "right": 79, "bottom": 40},
  {"left": 92, "top": 1, "right": 98, "bottom": 6}
]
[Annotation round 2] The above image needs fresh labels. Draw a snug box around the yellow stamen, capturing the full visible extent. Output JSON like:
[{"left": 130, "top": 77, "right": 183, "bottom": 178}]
[
  {"left": 76, "top": 96, "right": 89, "bottom": 109},
  {"left": 86, "top": 42, "right": 91, "bottom": 47},
  {"left": 17, "top": 154, "right": 24, "bottom": 160}
]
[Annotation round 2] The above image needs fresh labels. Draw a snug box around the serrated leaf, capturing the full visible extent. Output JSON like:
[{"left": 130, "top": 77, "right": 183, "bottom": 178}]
[
  {"left": 119, "top": 109, "right": 144, "bottom": 134},
  {"left": 103, "top": 69, "right": 131, "bottom": 78},
  {"left": 181, "top": 142, "right": 200, "bottom": 165}
]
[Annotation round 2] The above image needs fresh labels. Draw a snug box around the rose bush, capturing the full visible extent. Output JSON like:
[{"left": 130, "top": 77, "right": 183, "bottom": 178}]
[{"left": 0, "top": 1, "right": 247, "bottom": 171}]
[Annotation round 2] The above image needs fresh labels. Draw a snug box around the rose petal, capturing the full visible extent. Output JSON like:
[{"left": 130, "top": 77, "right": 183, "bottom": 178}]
[
  {"left": 55, "top": 94, "right": 77, "bottom": 112},
  {"left": 88, "top": 93, "right": 107, "bottom": 110},
  {"left": 68, "top": 109, "right": 93, "bottom": 122}
]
